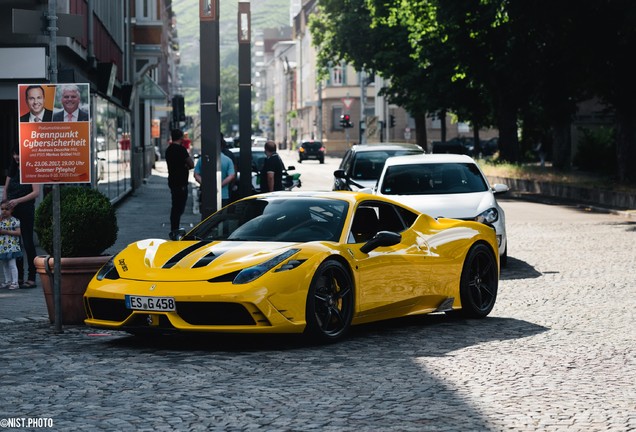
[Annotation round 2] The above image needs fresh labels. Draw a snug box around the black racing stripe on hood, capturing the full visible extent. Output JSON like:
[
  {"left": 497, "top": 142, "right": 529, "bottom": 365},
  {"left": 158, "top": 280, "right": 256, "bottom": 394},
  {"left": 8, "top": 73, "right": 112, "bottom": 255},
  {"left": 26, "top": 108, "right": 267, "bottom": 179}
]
[
  {"left": 192, "top": 251, "right": 223, "bottom": 268},
  {"left": 163, "top": 241, "right": 212, "bottom": 268}
]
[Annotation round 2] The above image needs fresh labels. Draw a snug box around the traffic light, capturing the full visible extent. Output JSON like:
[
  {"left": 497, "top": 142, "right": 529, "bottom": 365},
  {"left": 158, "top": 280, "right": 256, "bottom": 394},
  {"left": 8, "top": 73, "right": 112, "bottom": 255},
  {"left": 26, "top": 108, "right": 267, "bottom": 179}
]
[
  {"left": 389, "top": 114, "right": 396, "bottom": 128},
  {"left": 172, "top": 95, "right": 185, "bottom": 123},
  {"left": 340, "top": 114, "right": 353, "bottom": 128}
]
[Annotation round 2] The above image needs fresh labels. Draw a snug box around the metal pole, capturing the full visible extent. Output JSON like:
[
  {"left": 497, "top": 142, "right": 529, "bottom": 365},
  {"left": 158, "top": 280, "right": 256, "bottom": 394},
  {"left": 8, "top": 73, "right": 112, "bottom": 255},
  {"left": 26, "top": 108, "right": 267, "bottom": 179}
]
[
  {"left": 48, "top": 0, "right": 63, "bottom": 333},
  {"left": 317, "top": 81, "right": 322, "bottom": 141},
  {"left": 359, "top": 71, "right": 366, "bottom": 144},
  {"left": 199, "top": 0, "right": 221, "bottom": 218},
  {"left": 238, "top": 2, "right": 252, "bottom": 198}
]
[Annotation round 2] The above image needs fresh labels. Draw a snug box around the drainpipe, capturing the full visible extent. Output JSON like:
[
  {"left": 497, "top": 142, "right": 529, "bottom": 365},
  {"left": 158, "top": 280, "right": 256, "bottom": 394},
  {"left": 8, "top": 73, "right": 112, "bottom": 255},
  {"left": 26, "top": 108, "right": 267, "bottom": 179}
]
[{"left": 87, "top": 0, "right": 96, "bottom": 69}]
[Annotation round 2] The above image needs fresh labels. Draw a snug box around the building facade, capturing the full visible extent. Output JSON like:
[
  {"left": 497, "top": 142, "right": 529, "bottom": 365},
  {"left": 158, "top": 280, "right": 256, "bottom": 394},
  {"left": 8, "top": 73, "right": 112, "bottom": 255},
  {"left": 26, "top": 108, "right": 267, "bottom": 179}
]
[{"left": 0, "top": 0, "right": 179, "bottom": 203}]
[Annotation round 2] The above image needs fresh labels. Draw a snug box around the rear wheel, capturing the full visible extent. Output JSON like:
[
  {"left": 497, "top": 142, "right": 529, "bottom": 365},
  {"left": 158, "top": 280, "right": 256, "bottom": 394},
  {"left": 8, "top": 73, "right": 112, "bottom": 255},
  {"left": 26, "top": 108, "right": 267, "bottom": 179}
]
[
  {"left": 457, "top": 243, "right": 498, "bottom": 318},
  {"left": 304, "top": 260, "right": 354, "bottom": 343}
]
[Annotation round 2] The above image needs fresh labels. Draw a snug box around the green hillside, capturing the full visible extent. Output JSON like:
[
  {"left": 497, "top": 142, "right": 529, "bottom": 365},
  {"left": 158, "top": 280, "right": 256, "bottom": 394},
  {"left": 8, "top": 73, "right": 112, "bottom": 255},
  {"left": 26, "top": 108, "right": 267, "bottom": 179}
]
[
  {"left": 173, "top": 0, "right": 291, "bottom": 67},
  {"left": 172, "top": 0, "right": 291, "bottom": 126}
]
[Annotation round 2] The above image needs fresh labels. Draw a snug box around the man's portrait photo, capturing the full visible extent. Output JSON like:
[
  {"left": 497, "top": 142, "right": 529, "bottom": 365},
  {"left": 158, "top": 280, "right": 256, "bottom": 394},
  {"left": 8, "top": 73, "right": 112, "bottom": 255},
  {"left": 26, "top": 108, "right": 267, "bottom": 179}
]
[
  {"left": 19, "top": 85, "right": 54, "bottom": 122},
  {"left": 52, "top": 84, "right": 90, "bottom": 122}
]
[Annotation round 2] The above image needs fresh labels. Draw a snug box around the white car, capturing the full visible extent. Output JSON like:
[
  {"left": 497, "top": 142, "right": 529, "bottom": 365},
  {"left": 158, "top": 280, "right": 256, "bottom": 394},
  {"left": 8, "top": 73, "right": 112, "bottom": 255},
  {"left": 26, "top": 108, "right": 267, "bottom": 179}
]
[{"left": 374, "top": 154, "right": 509, "bottom": 265}]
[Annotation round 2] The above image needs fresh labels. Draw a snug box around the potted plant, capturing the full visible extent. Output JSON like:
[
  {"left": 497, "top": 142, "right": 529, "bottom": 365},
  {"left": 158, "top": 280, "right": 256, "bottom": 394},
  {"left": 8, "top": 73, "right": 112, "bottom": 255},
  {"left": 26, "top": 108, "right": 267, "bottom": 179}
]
[{"left": 34, "top": 186, "right": 118, "bottom": 325}]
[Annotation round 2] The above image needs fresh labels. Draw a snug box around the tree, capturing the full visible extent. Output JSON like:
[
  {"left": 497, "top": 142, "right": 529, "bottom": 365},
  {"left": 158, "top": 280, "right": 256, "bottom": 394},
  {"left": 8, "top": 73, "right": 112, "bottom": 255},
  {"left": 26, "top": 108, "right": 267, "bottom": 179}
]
[
  {"left": 220, "top": 65, "right": 240, "bottom": 136},
  {"left": 309, "top": 0, "right": 449, "bottom": 150},
  {"left": 582, "top": 1, "right": 636, "bottom": 183}
]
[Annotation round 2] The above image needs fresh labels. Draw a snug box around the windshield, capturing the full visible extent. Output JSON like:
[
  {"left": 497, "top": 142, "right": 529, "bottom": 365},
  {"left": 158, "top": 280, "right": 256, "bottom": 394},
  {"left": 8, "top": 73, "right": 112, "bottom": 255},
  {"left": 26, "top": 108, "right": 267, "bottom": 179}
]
[
  {"left": 183, "top": 197, "right": 349, "bottom": 242},
  {"left": 380, "top": 162, "right": 489, "bottom": 195},
  {"left": 351, "top": 150, "right": 422, "bottom": 180}
]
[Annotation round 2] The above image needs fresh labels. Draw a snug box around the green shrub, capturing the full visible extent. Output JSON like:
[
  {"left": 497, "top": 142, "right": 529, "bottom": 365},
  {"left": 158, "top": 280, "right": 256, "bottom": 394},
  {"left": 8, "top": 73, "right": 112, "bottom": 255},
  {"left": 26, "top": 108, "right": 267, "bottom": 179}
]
[
  {"left": 35, "top": 186, "right": 118, "bottom": 257},
  {"left": 573, "top": 127, "right": 616, "bottom": 174}
]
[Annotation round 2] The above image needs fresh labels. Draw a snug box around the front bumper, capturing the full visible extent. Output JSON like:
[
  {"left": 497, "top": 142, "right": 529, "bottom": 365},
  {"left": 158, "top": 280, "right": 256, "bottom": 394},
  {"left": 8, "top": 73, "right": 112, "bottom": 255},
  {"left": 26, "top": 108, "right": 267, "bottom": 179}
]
[{"left": 84, "top": 279, "right": 308, "bottom": 334}]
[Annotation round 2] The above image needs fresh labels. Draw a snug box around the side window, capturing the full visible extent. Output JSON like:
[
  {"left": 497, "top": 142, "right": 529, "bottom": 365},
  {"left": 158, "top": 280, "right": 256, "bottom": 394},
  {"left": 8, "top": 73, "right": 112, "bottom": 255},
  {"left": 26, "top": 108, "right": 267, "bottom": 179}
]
[
  {"left": 340, "top": 150, "right": 352, "bottom": 171},
  {"left": 377, "top": 203, "right": 406, "bottom": 233},
  {"left": 348, "top": 201, "right": 409, "bottom": 244},
  {"left": 396, "top": 206, "right": 418, "bottom": 227}
]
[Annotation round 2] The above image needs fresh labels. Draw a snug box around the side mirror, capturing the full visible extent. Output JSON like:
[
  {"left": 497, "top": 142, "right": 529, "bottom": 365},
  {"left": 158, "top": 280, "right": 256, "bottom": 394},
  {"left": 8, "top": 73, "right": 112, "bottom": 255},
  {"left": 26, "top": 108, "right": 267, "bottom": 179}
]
[
  {"left": 334, "top": 169, "right": 347, "bottom": 179},
  {"left": 492, "top": 183, "right": 509, "bottom": 194},
  {"left": 287, "top": 165, "right": 296, "bottom": 171},
  {"left": 360, "top": 231, "right": 401, "bottom": 254}
]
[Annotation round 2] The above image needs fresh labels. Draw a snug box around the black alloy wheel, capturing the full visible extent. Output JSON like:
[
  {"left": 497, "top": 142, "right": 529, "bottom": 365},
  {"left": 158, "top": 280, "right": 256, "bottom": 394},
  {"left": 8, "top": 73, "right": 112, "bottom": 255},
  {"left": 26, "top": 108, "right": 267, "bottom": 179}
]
[
  {"left": 304, "top": 260, "right": 354, "bottom": 343},
  {"left": 457, "top": 243, "right": 498, "bottom": 318}
]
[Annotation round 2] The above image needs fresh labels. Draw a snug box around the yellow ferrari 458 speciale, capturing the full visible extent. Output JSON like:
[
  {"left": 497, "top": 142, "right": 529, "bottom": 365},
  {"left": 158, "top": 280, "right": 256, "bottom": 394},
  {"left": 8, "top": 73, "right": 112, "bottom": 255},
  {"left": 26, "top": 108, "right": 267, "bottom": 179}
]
[{"left": 84, "top": 191, "right": 500, "bottom": 343}]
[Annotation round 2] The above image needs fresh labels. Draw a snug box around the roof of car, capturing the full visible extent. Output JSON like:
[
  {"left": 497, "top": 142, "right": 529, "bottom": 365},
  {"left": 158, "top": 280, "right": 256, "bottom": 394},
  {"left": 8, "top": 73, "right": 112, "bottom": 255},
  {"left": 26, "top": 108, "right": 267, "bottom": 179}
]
[
  {"left": 383, "top": 153, "right": 476, "bottom": 166},
  {"left": 348, "top": 143, "right": 424, "bottom": 153}
]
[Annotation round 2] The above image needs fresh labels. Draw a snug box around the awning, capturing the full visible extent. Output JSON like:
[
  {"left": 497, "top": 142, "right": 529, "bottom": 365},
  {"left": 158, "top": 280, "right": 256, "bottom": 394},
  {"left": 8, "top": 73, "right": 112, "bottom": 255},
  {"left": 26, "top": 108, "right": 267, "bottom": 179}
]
[{"left": 138, "top": 75, "right": 167, "bottom": 100}]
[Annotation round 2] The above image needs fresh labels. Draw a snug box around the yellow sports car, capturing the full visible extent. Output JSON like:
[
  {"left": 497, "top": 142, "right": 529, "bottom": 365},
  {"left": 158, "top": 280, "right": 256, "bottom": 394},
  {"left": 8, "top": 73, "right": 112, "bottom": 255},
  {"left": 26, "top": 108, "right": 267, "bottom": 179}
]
[{"left": 84, "top": 191, "right": 500, "bottom": 343}]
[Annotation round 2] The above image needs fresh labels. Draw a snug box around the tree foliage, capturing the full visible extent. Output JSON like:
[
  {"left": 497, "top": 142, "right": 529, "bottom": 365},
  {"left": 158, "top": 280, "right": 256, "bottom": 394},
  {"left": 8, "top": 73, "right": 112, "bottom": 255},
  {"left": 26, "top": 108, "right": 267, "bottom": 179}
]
[{"left": 309, "top": 0, "right": 636, "bottom": 182}]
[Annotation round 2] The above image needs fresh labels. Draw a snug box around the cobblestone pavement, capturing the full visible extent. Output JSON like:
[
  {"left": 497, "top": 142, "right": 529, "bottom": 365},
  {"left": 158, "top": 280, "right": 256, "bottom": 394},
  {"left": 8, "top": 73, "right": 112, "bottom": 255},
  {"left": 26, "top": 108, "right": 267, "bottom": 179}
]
[{"left": 0, "top": 197, "right": 635, "bottom": 431}]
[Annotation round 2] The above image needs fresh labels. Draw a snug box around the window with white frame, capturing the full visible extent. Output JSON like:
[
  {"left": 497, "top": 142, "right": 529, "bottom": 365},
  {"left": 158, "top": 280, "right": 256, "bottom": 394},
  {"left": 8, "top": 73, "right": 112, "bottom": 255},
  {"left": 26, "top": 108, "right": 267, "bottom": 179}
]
[{"left": 331, "top": 65, "right": 344, "bottom": 86}]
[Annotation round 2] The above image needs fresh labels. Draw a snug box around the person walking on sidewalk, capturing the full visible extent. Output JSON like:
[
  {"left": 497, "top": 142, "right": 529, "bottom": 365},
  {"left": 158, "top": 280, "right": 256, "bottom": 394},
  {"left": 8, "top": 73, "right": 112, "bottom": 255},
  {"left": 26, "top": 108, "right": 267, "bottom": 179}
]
[
  {"left": 260, "top": 140, "right": 285, "bottom": 192},
  {"left": 0, "top": 200, "right": 22, "bottom": 290},
  {"left": 2, "top": 144, "right": 40, "bottom": 288},
  {"left": 165, "top": 129, "right": 194, "bottom": 239},
  {"left": 193, "top": 151, "right": 235, "bottom": 208}
]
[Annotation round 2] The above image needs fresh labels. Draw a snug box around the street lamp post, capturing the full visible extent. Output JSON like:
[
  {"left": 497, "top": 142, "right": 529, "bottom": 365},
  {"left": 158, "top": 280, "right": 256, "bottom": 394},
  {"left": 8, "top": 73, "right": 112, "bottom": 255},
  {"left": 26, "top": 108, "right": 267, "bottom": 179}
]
[
  {"left": 199, "top": 0, "right": 221, "bottom": 218},
  {"left": 238, "top": 2, "right": 252, "bottom": 198}
]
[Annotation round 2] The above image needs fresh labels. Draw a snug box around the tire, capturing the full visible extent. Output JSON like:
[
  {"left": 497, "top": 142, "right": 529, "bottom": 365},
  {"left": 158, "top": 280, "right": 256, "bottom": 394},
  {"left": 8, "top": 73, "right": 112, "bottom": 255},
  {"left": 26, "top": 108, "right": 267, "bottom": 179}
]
[
  {"left": 500, "top": 243, "right": 508, "bottom": 267},
  {"left": 304, "top": 260, "right": 354, "bottom": 343},
  {"left": 457, "top": 243, "right": 498, "bottom": 318}
]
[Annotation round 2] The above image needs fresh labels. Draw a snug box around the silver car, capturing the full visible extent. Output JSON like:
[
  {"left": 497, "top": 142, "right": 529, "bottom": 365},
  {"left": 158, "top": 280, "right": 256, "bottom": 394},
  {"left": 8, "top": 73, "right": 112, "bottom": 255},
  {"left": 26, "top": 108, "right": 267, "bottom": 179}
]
[{"left": 333, "top": 143, "right": 425, "bottom": 191}]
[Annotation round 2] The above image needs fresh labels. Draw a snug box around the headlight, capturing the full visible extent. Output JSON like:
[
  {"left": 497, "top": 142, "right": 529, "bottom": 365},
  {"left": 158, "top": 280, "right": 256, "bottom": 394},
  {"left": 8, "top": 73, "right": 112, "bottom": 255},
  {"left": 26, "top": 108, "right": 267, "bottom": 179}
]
[
  {"left": 95, "top": 257, "right": 120, "bottom": 281},
  {"left": 233, "top": 249, "right": 300, "bottom": 285},
  {"left": 475, "top": 207, "right": 498, "bottom": 225}
]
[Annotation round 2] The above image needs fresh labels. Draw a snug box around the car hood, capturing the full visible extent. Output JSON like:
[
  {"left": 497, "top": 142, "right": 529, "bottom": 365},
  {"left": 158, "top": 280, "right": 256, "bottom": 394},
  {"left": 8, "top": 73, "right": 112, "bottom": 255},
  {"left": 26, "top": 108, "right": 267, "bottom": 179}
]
[
  {"left": 114, "top": 239, "right": 299, "bottom": 281},
  {"left": 384, "top": 192, "right": 496, "bottom": 219}
]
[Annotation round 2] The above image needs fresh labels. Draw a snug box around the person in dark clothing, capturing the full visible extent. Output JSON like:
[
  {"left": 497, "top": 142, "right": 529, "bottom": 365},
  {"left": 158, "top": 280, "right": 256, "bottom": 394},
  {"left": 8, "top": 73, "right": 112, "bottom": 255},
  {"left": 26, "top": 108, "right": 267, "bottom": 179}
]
[
  {"left": 260, "top": 140, "right": 284, "bottom": 192},
  {"left": 2, "top": 144, "right": 41, "bottom": 288},
  {"left": 165, "top": 129, "right": 194, "bottom": 239}
]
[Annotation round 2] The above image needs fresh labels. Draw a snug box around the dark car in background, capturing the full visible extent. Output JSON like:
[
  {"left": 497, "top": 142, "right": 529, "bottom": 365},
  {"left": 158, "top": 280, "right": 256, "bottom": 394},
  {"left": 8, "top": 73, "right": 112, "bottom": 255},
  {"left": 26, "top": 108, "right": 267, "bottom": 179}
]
[
  {"left": 298, "top": 140, "right": 325, "bottom": 164},
  {"left": 479, "top": 137, "right": 499, "bottom": 156},
  {"left": 432, "top": 137, "right": 474, "bottom": 155},
  {"left": 332, "top": 143, "right": 425, "bottom": 191}
]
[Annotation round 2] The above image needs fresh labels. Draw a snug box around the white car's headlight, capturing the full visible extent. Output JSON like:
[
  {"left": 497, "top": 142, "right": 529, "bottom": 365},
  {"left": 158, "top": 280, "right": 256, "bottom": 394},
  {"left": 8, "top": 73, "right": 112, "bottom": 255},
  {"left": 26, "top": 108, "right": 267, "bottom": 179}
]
[
  {"left": 233, "top": 249, "right": 300, "bottom": 285},
  {"left": 475, "top": 207, "right": 499, "bottom": 225}
]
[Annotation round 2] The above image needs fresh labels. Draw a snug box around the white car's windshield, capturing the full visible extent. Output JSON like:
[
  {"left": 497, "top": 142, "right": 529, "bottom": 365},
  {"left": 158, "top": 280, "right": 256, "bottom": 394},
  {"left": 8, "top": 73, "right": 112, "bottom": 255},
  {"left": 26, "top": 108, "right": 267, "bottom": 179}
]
[{"left": 381, "top": 163, "right": 489, "bottom": 195}]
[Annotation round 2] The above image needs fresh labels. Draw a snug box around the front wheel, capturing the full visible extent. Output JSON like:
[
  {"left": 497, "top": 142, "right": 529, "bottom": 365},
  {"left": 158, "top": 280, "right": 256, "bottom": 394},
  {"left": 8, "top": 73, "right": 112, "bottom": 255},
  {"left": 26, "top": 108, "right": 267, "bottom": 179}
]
[
  {"left": 304, "top": 260, "right": 354, "bottom": 343},
  {"left": 457, "top": 243, "right": 498, "bottom": 318}
]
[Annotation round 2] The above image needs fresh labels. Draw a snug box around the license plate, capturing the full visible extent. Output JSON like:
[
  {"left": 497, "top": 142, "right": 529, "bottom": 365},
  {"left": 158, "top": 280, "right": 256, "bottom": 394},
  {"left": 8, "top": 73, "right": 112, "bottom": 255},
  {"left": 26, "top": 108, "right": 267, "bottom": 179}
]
[{"left": 125, "top": 295, "right": 176, "bottom": 312}]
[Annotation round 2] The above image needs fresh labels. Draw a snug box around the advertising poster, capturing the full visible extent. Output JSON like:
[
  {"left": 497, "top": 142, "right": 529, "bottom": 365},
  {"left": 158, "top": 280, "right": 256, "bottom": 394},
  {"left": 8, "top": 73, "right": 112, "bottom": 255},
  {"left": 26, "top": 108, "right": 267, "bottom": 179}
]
[{"left": 17, "top": 83, "right": 91, "bottom": 184}]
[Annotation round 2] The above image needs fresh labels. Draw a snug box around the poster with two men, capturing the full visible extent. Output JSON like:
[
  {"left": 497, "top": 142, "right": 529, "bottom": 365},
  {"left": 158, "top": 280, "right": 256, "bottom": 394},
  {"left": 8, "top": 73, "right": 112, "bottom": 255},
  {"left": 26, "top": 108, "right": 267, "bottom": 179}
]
[{"left": 17, "top": 83, "right": 91, "bottom": 184}]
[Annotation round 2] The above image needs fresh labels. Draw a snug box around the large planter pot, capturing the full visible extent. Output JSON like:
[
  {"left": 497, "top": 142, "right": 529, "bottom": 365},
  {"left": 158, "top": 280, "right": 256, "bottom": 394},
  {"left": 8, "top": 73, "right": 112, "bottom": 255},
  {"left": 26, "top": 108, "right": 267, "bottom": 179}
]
[{"left": 35, "top": 255, "right": 112, "bottom": 325}]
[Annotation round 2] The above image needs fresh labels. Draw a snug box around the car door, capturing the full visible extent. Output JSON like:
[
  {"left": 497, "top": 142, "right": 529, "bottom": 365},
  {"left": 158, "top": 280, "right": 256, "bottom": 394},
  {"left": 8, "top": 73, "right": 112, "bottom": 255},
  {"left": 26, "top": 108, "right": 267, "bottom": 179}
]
[{"left": 348, "top": 201, "right": 431, "bottom": 317}]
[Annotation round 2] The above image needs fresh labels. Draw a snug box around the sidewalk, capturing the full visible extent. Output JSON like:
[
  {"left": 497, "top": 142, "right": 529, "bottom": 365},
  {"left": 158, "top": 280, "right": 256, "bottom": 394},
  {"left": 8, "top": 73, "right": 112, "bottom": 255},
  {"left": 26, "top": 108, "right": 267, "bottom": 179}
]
[{"left": 0, "top": 161, "right": 201, "bottom": 324}]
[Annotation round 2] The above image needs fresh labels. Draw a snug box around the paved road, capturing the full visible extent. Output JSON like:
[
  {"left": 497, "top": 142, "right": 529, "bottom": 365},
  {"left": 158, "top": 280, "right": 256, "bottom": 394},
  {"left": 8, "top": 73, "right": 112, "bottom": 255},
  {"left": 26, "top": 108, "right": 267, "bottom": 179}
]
[{"left": 0, "top": 178, "right": 634, "bottom": 430}]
